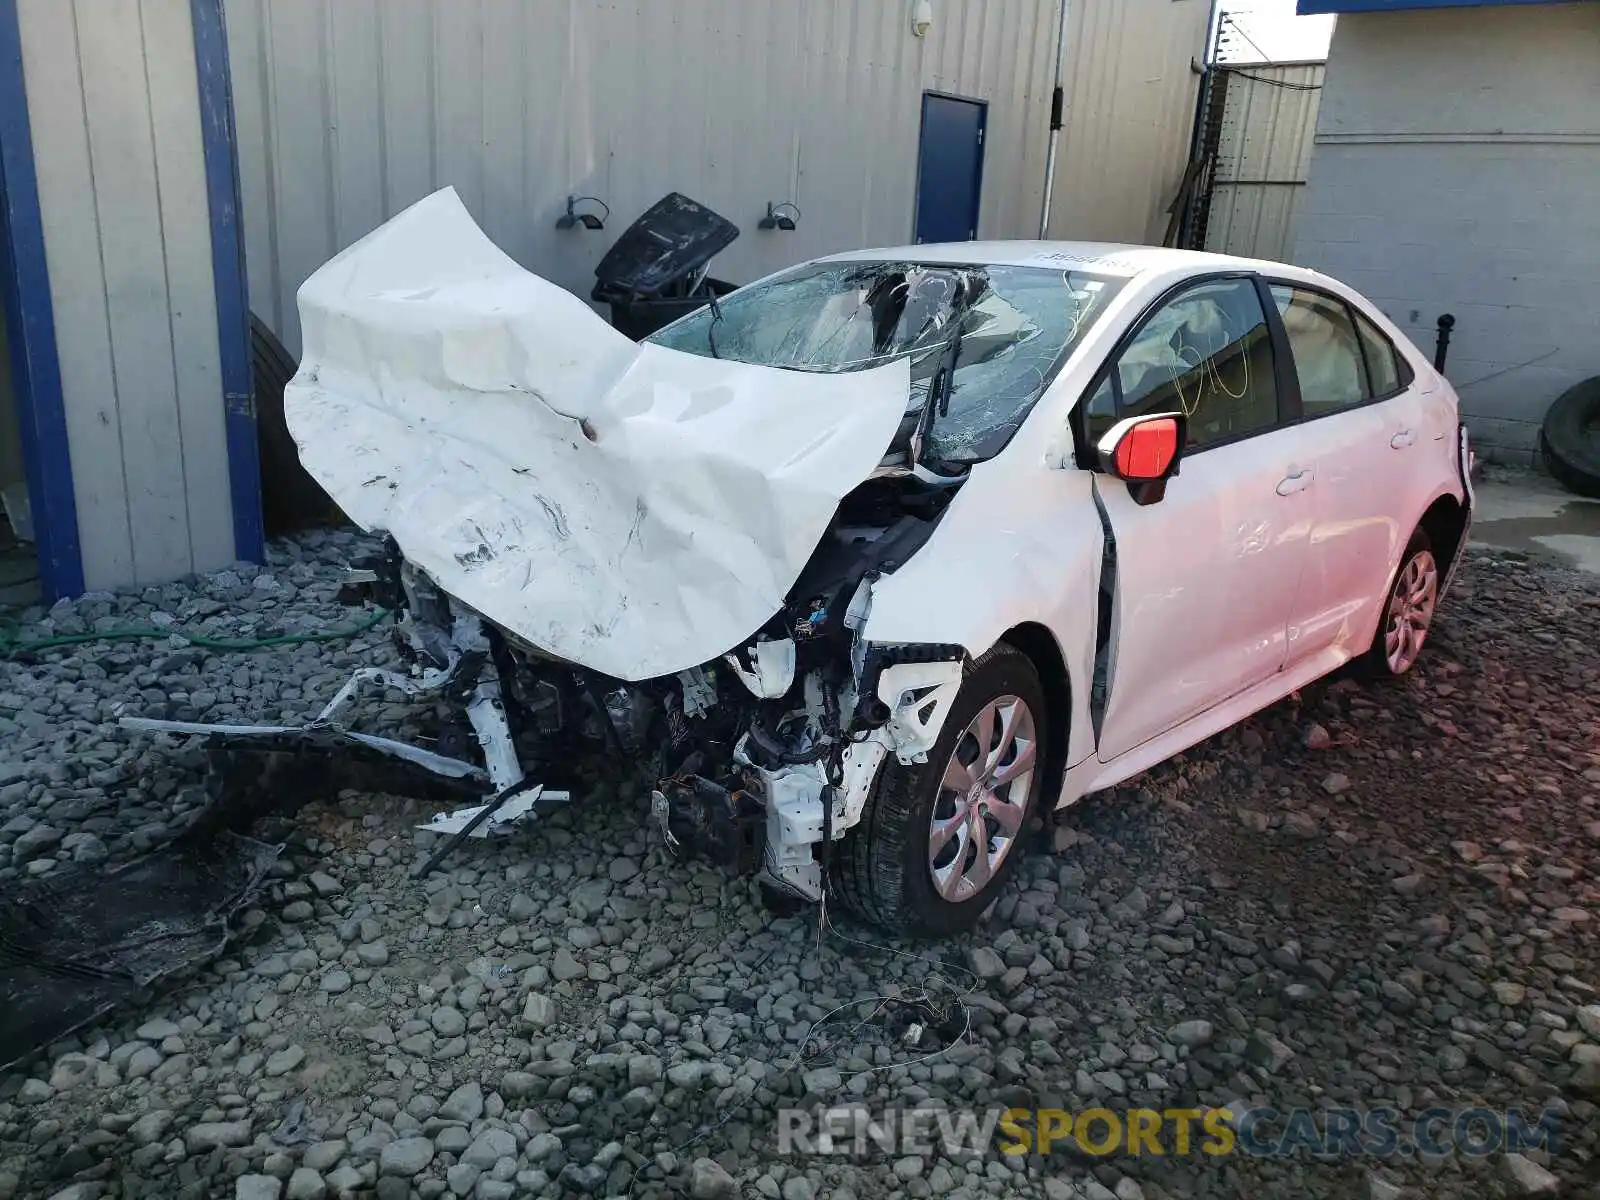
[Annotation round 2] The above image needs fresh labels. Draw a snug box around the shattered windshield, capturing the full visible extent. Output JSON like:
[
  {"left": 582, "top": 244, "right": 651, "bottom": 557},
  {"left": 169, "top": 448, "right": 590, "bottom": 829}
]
[{"left": 646, "top": 260, "right": 1126, "bottom": 462}]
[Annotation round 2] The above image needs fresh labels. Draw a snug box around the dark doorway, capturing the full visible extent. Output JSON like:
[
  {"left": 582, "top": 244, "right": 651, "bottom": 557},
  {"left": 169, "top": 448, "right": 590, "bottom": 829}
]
[{"left": 913, "top": 93, "right": 987, "bottom": 244}]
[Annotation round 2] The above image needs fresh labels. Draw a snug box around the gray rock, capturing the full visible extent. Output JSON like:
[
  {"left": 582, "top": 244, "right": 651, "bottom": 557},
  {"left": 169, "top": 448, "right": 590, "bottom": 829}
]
[
  {"left": 438, "top": 1081, "right": 484, "bottom": 1122},
  {"left": 136, "top": 1017, "right": 181, "bottom": 1040},
  {"left": 285, "top": 1168, "right": 326, "bottom": 1200},
  {"left": 690, "top": 1158, "right": 739, "bottom": 1200},
  {"left": 378, "top": 1137, "right": 434, "bottom": 1178},
  {"left": 1577, "top": 1005, "right": 1600, "bottom": 1039},
  {"left": 1245, "top": 1030, "right": 1294, "bottom": 1073},
  {"left": 462, "top": 1127, "right": 517, "bottom": 1169},
  {"left": 431, "top": 1007, "right": 467, "bottom": 1037},
  {"left": 302, "top": 1141, "right": 347, "bottom": 1172},
  {"left": 968, "top": 947, "right": 1006, "bottom": 980},
  {"left": 609, "top": 856, "right": 640, "bottom": 882},
  {"left": 186, "top": 1121, "right": 253, "bottom": 1151},
  {"left": 523, "top": 992, "right": 557, "bottom": 1027},
  {"left": 447, "top": 1164, "right": 482, "bottom": 1195},
  {"left": 524, "top": 1132, "right": 562, "bottom": 1162},
  {"left": 1502, "top": 1153, "right": 1559, "bottom": 1196},
  {"left": 265, "top": 1045, "right": 306, "bottom": 1076},
  {"left": 129, "top": 1109, "right": 174, "bottom": 1146},
  {"left": 356, "top": 941, "right": 389, "bottom": 967},
  {"left": 551, "top": 948, "right": 584, "bottom": 981},
  {"left": 638, "top": 945, "right": 675, "bottom": 976},
  {"left": 236, "top": 1176, "right": 283, "bottom": 1200},
  {"left": 1168, "top": 1020, "right": 1214, "bottom": 1048},
  {"left": 802, "top": 1067, "right": 843, "bottom": 1095},
  {"left": 629, "top": 1054, "right": 664, "bottom": 1086},
  {"left": 320, "top": 969, "right": 352, "bottom": 994}
]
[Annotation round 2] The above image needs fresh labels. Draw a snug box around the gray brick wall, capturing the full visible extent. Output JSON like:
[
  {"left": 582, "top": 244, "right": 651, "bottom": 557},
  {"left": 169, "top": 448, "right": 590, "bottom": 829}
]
[{"left": 1292, "top": 6, "right": 1600, "bottom": 467}]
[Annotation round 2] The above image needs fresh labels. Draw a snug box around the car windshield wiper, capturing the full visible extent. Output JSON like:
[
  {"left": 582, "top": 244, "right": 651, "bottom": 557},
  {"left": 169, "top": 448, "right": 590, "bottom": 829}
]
[
  {"left": 908, "top": 273, "right": 986, "bottom": 474},
  {"left": 705, "top": 289, "right": 724, "bottom": 359}
]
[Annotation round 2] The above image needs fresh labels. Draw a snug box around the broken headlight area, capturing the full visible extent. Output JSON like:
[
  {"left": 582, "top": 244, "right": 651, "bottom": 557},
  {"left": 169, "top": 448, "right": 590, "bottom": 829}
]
[{"left": 119, "top": 472, "right": 968, "bottom": 906}]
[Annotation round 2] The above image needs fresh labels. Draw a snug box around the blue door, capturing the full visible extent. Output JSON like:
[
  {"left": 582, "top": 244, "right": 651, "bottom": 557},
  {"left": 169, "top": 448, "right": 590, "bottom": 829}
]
[{"left": 914, "top": 93, "right": 987, "bottom": 244}]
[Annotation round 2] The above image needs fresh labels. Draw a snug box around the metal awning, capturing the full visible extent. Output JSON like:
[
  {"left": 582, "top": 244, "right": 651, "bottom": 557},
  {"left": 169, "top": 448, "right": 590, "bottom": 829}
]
[{"left": 1298, "top": 0, "right": 1559, "bottom": 13}]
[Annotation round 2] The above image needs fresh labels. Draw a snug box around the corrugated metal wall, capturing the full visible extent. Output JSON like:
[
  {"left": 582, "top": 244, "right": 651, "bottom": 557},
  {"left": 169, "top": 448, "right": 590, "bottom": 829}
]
[
  {"left": 1048, "top": 0, "right": 1214, "bottom": 245},
  {"left": 226, "top": 0, "right": 1211, "bottom": 357},
  {"left": 17, "top": 0, "right": 235, "bottom": 590},
  {"left": 1203, "top": 63, "right": 1325, "bottom": 261}
]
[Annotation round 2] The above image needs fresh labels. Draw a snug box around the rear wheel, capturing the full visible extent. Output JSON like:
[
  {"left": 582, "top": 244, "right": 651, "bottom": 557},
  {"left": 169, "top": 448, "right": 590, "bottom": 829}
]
[
  {"left": 831, "top": 645, "right": 1049, "bottom": 936},
  {"left": 1356, "top": 528, "right": 1438, "bottom": 678}
]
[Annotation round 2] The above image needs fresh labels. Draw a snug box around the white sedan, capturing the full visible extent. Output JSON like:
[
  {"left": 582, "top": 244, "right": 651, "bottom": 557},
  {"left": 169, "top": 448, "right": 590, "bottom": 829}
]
[{"left": 136, "top": 191, "right": 1473, "bottom": 936}]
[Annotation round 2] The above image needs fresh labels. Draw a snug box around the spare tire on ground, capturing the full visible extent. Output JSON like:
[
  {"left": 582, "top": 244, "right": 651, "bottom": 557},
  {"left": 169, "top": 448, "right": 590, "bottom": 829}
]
[
  {"left": 1540, "top": 376, "right": 1600, "bottom": 499},
  {"left": 252, "top": 314, "right": 344, "bottom": 536}
]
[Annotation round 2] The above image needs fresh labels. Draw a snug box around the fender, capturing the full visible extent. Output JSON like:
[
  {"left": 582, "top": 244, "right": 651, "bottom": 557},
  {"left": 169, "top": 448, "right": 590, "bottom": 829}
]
[{"left": 861, "top": 455, "right": 1106, "bottom": 769}]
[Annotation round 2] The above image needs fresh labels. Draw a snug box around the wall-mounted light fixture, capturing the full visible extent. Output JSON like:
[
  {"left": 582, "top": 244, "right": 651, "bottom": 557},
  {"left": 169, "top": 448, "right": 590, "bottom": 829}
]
[
  {"left": 556, "top": 195, "right": 609, "bottom": 230},
  {"left": 910, "top": 0, "right": 933, "bottom": 38},
  {"left": 758, "top": 202, "right": 801, "bottom": 231}
]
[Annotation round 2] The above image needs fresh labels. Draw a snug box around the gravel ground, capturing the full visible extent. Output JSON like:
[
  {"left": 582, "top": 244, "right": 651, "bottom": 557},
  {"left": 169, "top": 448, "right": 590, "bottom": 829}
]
[{"left": 0, "top": 531, "right": 1597, "bottom": 1200}]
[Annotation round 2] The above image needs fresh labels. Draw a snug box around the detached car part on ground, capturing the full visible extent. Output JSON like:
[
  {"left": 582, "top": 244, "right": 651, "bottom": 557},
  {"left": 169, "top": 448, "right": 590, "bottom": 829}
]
[{"left": 124, "top": 188, "right": 1474, "bottom": 936}]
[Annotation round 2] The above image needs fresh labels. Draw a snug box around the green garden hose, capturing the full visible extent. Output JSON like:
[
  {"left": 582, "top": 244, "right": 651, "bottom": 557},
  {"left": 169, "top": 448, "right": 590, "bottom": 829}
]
[{"left": 0, "top": 607, "right": 390, "bottom": 661}]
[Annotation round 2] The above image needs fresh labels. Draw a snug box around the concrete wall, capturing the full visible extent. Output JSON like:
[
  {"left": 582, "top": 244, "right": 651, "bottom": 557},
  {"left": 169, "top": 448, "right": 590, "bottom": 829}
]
[
  {"left": 17, "top": 0, "right": 237, "bottom": 588},
  {"left": 226, "top": 0, "right": 1211, "bottom": 357},
  {"left": 1294, "top": 3, "right": 1600, "bottom": 464}
]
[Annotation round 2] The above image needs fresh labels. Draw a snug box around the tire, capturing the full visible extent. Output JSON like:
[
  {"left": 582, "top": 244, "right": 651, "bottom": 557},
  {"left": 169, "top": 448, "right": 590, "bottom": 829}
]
[
  {"left": 252, "top": 314, "right": 342, "bottom": 537},
  {"left": 831, "top": 644, "right": 1049, "bottom": 937},
  {"left": 1355, "top": 528, "right": 1438, "bottom": 679},
  {"left": 1540, "top": 376, "right": 1600, "bottom": 499}
]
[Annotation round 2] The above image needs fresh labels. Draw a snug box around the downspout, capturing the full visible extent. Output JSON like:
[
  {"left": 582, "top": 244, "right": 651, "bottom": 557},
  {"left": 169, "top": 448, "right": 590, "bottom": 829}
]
[{"left": 1037, "top": 0, "right": 1071, "bottom": 238}]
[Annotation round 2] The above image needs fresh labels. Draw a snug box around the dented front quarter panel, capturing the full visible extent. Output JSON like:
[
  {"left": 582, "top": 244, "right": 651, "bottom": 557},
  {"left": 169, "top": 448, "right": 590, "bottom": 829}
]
[{"left": 860, "top": 457, "right": 1105, "bottom": 772}]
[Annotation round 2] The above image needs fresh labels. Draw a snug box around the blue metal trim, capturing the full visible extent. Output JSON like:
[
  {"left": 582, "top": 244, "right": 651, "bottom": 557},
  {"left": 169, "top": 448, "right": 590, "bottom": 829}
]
[
  {"left": 190, "top": 0, "right": 262, "bottom": 563},
  {"left": 0, "top": 0, "right": 83, "bottom": 598},
  {"left": 1298, "top": 0, "right": 1555, "bottom": 14}
]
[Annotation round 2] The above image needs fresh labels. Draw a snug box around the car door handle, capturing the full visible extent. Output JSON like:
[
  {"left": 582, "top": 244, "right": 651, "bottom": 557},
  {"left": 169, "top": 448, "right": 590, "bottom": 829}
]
[
  {"left": 1390, "top": 429, "right": 1417, "bottom": 449},
  {"left": 1276, "top": 470, "right": 1313, "bottom": 496}
]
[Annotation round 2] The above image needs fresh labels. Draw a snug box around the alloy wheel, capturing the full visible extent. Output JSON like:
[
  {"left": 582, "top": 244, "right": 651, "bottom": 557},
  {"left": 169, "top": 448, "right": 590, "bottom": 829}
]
[
  {"left": 1384, "top": 549, "right": 1439, "bottom": 674},
  {"left": 927, "top": 695, "right": 1037, "bottom": 902}
]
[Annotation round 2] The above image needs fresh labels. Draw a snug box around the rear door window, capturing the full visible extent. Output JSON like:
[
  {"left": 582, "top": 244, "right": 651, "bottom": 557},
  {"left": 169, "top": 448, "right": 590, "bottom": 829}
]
[
  {"left": 1270, "top": 285, "right": 1369, "bottom": 416},
  {"left": 1353, "top": 309, "right": 1407, "bottom": 396}
]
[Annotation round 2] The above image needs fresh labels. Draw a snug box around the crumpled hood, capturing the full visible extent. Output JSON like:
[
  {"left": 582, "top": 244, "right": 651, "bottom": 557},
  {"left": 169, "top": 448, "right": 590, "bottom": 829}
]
[{"left": 285, "top": 188, "right": 909, "bottom": 681}]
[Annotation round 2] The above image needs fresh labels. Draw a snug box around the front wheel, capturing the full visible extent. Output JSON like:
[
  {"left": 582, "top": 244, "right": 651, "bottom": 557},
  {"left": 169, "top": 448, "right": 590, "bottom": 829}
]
[
  {"left": 1357, "top": 528, "right": 1439, "bottom": 678},
  {"left": 831, "top": 645, "right": 1049, "bottom": 936}
]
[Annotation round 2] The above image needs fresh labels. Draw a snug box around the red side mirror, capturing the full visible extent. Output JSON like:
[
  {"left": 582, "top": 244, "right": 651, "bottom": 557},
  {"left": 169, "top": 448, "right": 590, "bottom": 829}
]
[{"left": 1095, "top": 413, "right": 1187, "bottom": 505}]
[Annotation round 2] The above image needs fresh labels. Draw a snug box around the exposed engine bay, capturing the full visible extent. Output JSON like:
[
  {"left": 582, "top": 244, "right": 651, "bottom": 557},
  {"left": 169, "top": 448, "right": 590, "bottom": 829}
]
[{"left": 125, "top": 470, "right": 967, "bottom": 905}]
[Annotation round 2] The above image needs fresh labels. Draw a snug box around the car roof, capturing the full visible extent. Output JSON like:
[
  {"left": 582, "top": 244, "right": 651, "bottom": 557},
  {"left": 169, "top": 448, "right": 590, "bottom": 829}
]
[{"left": 817, "top": 240, "right": 1285, "bottom": 279}]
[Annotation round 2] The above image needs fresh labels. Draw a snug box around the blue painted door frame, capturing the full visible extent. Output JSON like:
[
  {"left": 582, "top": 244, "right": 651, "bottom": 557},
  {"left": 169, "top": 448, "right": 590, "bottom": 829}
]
[
  {"left": 0, "top": 0, "right": 259, "bottom": 602},
  {"left": 191, "top": 0, "right": 263, "bottom": 569},
  {"left": 913, "top": 92, "right": 988, "bottom": 244},
  {"left": 0, "top": 0, "right": 83, "bottom": 597}
]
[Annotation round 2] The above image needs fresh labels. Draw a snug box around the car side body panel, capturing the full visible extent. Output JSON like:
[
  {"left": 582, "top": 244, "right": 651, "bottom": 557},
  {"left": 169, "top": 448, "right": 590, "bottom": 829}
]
[{"left": 862, "top": 255, "right": 1468, "bottom": 814}]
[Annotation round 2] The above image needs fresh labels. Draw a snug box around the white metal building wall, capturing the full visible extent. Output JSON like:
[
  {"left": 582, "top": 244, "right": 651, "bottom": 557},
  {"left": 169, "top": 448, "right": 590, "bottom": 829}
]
[
  {"left": 1203, "top": 63, "right": 1324, "bottom": 262},
  {"left": 225, "top": 0, "right": 1211, "bottom": 357},
  {"left": 1293, "top": 4, "right": 1600, "bottom": 465},
  {"left": 16, "top": 0, "right": 235, "bottom": 589},
  {"left": 1048, "top": 0, "right": 1213, "bottom": 246}
]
